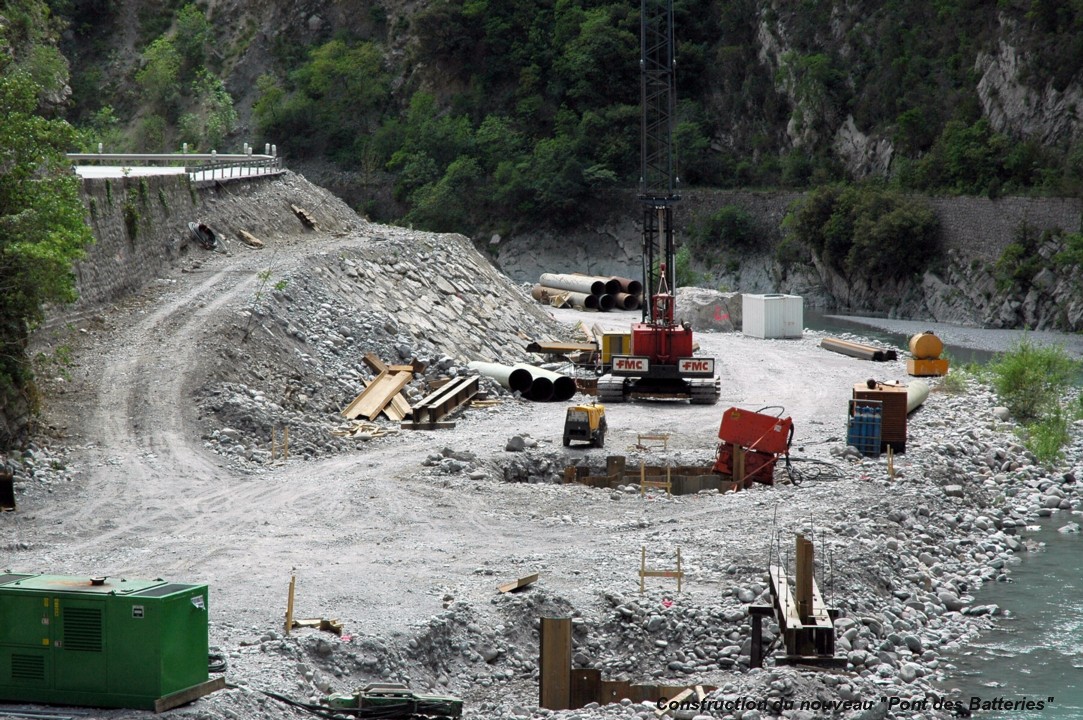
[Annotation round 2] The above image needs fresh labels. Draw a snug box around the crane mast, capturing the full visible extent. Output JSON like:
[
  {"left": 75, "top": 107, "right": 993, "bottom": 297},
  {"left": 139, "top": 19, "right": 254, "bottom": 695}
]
[
  {"left": 639, "top": 0, "right": 678, "bottom": 327},
  {"left": 595, "top": 0, "right": 720, "bottom": 405}
]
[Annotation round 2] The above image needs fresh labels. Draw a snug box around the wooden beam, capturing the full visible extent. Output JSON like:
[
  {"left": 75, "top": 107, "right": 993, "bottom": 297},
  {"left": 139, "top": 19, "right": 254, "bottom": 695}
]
[
  {"left": 796, "top": 535, "right": 814, "bottom": 622},
  {"left": 154, "top": 676, "right": 226, "bottom": 713},
  {"left": 362, "top": 353, "right": 388, "bottom": 374},
  {"left": 346, "top": 371, "right": 412, "bottom": 421},
  {"left": 498, "top": 573, "right": 539, "bottom": 593},
  {"left": 284, "top": 575, "right": 296, "bottom": 636}
]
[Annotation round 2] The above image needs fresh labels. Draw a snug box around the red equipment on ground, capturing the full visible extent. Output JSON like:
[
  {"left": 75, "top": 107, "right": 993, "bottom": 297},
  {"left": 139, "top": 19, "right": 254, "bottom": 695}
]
[{"left": 713, "top": 407, "right": 794, "bottom": 486}]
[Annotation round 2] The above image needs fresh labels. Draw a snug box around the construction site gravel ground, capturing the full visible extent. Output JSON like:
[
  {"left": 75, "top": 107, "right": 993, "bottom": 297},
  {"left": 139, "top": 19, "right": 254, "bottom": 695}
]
[{"left": 5, "top": 173, "right": 1082, "bottom": 720}]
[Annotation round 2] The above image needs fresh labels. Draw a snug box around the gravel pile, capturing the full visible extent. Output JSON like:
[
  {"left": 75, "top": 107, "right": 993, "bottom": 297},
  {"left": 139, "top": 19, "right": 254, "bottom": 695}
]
[{"left": 193, "top": 229, "right": 561, "bottom": 464}]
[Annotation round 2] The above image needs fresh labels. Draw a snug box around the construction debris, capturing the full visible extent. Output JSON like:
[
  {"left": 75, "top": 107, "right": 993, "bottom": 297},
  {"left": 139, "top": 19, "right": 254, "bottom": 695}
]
[
  {"left": 331, "top": 420, "right": 397, "bottom": 439},
  {"left": 324, "top": 683, "right": 462, "bottom": 719},
  {"left": 290, "top": 204, "right": 320, "bottom": 230},
  {"left": 290, "top": 617, "right": 344, "bottom": 636},
  {"left": 238, "top": 230, "right": 264, "bottom": 248}
]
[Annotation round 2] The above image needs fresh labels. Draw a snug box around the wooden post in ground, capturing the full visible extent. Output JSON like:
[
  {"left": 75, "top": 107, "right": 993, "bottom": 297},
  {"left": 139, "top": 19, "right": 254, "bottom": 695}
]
[
  {"left": 283, "top": 426, "right": 289, "bottom": 459},
  {"left": 284, "top": 575, "right": 296, "bottom": 636},
  {"left": 539, "top": 618, "right": 572, "bottom": 710},
  {"left": 796, "top": 535, "right": 813, "bottom": 622}
]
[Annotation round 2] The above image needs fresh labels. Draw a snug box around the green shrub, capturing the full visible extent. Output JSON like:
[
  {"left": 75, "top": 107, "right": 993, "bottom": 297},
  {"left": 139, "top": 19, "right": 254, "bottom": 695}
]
[
  {"left": 135, "top": 37, "right": 182, "bottom": 114},
  {"left": 784, "top": 185, "right": 941, "bottom": 280},
  {"left": 688, "top": 205, "right": 758, "bottom": 256},
  {"left": 674, "top": 245, "right": 704, "bottom": 288},
  {"left": 1023, "top": 406, "right": 1070, "bottom": 466},
  {"left": 986, "top": 337, "right": 1078, "bottom": 422},
  {"left": 993, "top": 222, "right": 1044, "bottom": 291}
]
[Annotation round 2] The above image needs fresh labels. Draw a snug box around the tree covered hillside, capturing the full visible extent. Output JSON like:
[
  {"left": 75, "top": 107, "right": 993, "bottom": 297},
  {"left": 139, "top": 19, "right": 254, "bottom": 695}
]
[{"left": 48, "top": 0, "right": 1083, "bottom": 233}]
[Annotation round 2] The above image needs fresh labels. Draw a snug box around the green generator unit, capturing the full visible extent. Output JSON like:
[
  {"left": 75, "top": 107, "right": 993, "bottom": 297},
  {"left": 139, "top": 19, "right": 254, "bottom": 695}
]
[{"left": 0, "top": 573, "right": 212, "bottom": 711}]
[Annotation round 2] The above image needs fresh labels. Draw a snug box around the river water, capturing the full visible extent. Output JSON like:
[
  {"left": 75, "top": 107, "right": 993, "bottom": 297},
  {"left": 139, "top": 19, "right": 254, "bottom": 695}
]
[
  {"left": 944, "top": 520, "right": 1083, "bottom": 719},
  {"left": 806, "top": 311, "right": 1083, "bottom": 718}
]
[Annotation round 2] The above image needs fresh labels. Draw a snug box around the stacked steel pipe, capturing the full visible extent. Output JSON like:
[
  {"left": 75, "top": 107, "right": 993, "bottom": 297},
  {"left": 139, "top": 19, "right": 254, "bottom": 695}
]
[
  {"left": 531, "top": 273, "right": 643, "bottom": 312},
  {"left": 468, "top": 361, "right": 576, "bottom": 402}
]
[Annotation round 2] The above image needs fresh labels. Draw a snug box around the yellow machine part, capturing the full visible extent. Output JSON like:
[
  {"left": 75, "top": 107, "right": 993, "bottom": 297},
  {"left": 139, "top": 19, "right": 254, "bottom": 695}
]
[
  {"left": 600, "top": 333, "right": 631, "bottom": 364},
  {"left": 907, "top": 358, "right": 949, "bottom": 377}
]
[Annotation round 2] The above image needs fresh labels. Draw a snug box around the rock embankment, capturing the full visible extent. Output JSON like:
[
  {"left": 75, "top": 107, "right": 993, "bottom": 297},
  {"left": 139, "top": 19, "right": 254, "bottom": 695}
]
[{"left": 195, "top": 225, "right": 567, "bottom": 462}]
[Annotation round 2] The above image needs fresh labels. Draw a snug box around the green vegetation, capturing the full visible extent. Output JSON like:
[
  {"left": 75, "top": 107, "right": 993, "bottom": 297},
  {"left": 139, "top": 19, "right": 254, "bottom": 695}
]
[
  {"left": 984, "top": 337, "right": 1081, "bottom": 464},
  {"left": 0, "top": 46, "right": 95, "bottom": 441},
  {"left": 783, "top": 185, "right": 941, "bottom": 280},
  {"left": 986, "top": 337, "right": 1078, "bottom": 422},
  {"left": 74, "top": 3, "right": 235, "bottom": 152},
  {"left": 687, "top": 206, "right": 759, "bottom": 260},
  {"left": 38, "top": 0, "right": 1083, "bottom": 233}
]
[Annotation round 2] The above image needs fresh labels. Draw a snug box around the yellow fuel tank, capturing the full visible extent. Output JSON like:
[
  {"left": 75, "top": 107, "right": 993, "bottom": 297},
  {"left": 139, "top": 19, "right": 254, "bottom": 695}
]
[{"left": 908, "top": 331, "right": 944, "bottom": 360}]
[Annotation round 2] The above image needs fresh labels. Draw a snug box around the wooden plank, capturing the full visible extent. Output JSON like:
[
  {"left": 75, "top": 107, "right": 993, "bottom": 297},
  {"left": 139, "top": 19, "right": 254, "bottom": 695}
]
[
  {"left": 540, "top": 618, "right": 572, "bottom": 710},
  {"left": 570, "top": 668, "right": 601, "bottom": 710},
  {"left": 796, "top": 535, "right": 814, "bottom": 621},
  {"left": 154, "top": 676, "right": 226, "bottom": 713},
  {"left": 284, "top": 575, "right": 296, "bottom": 636},
  {"left": 383, "top": 391, "right": 412, "bottom": 422},
  {"left": 498, "top": 573, "right": 539, "bottom": 593},
  {"left": 362, "top": 353, "right": 388, "bottom": 374},
  {"left": 342, "top": 370, "right": 388, "bottom": 419},
  {"left": 353, "top": 371, "right": 412, "bottom": 420}
]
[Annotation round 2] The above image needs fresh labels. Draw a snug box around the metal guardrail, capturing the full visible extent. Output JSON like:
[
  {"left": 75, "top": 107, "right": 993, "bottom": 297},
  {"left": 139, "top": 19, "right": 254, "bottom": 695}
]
[{"left": 66, "top": 152, "right": 284, "bottom": 181}]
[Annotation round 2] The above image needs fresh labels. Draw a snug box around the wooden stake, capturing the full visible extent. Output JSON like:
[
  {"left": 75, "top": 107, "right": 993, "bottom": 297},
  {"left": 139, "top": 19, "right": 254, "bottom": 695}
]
[
  {"left": 283, "top": 426, "right": 289, "bottom": 459},
  {"left": 284, "top": 575, "right": 296, "bottom": 636},
  {"left": 887, "top": 445, "right": 895, "bottom": 479},
  {"left": 796, "top": 535, "right": 813, "bottom": 622}
]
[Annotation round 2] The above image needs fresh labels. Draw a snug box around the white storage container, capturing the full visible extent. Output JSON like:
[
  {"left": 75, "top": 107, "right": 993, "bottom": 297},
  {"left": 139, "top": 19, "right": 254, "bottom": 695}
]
[{"left": 742, "top": 293, "right": 803, "bottom": 339}]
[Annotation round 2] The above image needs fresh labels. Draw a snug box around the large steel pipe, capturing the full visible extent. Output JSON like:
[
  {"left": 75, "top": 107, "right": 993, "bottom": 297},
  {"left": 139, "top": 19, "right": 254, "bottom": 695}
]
[
  {"left": 820, "top": 337, "right": 898, "bottom": 362},
  {"left": 512, "top": 363, "right": 577, "bottom": 402},
  {"left": 597, "top": 294, "right": 616, "bottom": 312},
  {"left": 610, "top": 276, "right": 643, "bottom": 296},
  {"left": 613, "top": 292, "right": 639, "bottom": 310},
  {"left": 566, "top": 292, "right": 600, "bottom": 311},
  {"left": 508, "top": 365, "right": 554, "bottom": 401},
  {"left": 468, "top": 361, "right": 516, "bottom": 389},
  {"left": 539, "top": 273, "right": 606, "bottom": 296},
  {"left": 906, "top": 380, "right": 930, "bottom": 413}
]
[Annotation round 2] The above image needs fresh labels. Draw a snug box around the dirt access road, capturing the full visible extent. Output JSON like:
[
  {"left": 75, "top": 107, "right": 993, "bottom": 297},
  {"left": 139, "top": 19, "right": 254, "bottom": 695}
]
[{"left": 11, "top": 217, "right": 927, "bottom": 715}]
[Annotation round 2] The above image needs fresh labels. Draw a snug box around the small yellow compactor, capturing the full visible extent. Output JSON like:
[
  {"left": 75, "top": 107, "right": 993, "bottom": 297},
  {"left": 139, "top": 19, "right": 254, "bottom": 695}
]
[{"left": 563, "top": 404, "right": 607, "bottom": 448}]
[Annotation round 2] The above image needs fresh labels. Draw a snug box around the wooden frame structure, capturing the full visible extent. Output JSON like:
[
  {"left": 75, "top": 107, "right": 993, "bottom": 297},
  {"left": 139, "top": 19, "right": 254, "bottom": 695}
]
[{"left": 639, "top": 545, "right": 683, "bottom": 594}]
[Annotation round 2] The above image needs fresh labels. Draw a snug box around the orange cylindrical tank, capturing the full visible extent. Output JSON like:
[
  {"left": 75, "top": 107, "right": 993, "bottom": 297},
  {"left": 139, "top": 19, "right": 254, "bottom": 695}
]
[{"left": 909, "top": 331, "right": 944, "bottom": 360}]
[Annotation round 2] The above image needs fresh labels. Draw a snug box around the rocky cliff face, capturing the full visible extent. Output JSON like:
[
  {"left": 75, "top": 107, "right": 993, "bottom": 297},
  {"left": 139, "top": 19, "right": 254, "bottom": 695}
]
[{"left": 496, "top": 189, "right": 1083, "bottom": 332}]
